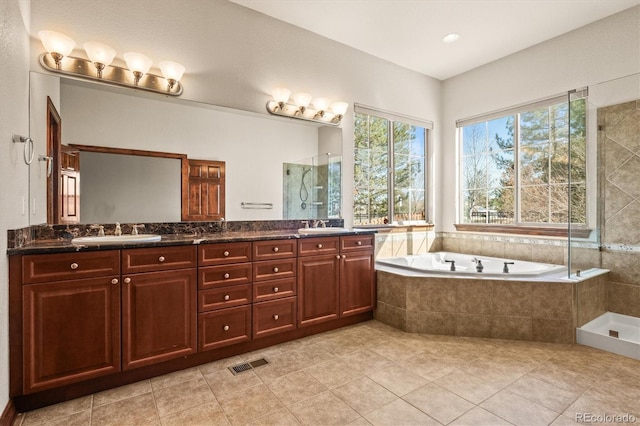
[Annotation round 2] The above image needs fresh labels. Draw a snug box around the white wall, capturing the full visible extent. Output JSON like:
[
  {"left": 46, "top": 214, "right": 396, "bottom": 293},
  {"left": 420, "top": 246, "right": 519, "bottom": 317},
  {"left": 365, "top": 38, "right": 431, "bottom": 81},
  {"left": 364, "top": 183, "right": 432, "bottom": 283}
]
[
  {"left": 440, "top": 6, "right": 640, "bottom": 232},
  {"left": 0, "top": 0, "right": 30, "bottom": 411},
  {"left": 29, "top": 0, "right": 442, "bottom": 227}
]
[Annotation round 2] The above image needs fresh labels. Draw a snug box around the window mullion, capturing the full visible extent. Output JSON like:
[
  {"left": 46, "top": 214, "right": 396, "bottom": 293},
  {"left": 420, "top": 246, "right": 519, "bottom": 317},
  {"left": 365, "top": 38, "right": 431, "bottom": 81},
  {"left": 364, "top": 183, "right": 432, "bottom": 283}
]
[
  {"left": 387, "top": 120, "right": 394, "bottom": 223},
  {"left": 514, "top": 114, "right": 521, "bottom": 225}
]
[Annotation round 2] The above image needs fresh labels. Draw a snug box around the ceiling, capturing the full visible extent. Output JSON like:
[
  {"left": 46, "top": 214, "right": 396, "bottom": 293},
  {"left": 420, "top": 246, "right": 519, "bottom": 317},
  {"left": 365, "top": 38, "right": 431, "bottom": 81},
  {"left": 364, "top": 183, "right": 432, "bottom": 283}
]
[{"left": 230, "top": 0, "right": 639, "bottom": 80}]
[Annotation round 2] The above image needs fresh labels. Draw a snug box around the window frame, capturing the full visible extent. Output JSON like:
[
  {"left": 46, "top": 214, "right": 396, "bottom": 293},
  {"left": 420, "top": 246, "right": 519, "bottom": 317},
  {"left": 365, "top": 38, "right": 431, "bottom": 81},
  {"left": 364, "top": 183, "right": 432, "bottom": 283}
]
[
  {"left": 455, "top": 90, "right": 591, "bottom": 237},
  {"left": 353, "top": 104, "right": 433, "bottom": 226}
]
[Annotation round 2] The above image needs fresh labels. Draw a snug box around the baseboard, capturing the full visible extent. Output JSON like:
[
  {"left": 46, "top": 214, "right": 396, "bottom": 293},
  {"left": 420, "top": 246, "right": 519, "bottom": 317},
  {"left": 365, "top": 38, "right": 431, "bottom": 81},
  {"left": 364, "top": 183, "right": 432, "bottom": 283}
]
[{"left": 0, "top": 399, "right": 18, "bottom": 426}]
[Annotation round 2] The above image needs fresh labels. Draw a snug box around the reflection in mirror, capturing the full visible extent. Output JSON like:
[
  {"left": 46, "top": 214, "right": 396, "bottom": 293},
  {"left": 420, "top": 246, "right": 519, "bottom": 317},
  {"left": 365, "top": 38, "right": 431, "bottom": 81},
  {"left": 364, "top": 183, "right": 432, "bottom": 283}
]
[
  {"left": 283, "top": 153, "right": 342, "bottom": 220},
  {"left": 28, "top": 72, "right": 343, "bottom": 224}
]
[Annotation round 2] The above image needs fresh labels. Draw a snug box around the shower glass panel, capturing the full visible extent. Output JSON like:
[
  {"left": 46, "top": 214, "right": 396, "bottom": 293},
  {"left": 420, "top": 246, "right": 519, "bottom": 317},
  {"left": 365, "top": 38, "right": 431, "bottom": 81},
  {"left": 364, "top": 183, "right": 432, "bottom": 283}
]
[{"left": 283, "top": 153, "right": 342, "bottom": 220}]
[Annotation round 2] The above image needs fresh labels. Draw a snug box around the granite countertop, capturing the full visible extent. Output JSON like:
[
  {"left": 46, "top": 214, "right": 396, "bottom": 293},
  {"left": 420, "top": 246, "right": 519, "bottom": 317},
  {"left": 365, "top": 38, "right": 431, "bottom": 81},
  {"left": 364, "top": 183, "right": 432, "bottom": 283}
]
[{"left": 7, "top": 228, "right": 377, "bottom": 256}]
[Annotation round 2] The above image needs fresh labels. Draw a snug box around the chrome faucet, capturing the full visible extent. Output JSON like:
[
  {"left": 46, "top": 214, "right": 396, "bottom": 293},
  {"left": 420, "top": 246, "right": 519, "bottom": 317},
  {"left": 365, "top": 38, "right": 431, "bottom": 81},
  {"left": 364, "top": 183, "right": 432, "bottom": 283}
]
[
  {"left": 131, "top": 224, "right": 145, "bottom": 235},
  {"left": 471, "top": 257, "right": 484, "bottom": 272},
  {"left": 503, "top": 262, "right": 515, "bottom": 273},
  {"left": 300, "top": 220, "right": 310, "bottom": 229},
  {"left": 444, "top": 259, "right": 456, "bottom": 271},
  {"left": 90, "top": 224, "right": 105, "bottom": 237},
  {"left": 312, "top": 220, "right": 327, "bottom": 228},
  {"left": 114, "top": 222, "right": 122, "bottom": 236}
]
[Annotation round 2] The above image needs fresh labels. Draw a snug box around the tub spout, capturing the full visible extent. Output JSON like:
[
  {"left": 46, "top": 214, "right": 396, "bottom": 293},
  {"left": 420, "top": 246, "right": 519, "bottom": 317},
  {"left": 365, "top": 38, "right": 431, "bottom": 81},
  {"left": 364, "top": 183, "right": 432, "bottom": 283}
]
[
  {"left": 445, "top": 259, "right": 456, "bottom": 271},
  {"left": 503, "top": 262, "right": 514, "bottom": 273}
]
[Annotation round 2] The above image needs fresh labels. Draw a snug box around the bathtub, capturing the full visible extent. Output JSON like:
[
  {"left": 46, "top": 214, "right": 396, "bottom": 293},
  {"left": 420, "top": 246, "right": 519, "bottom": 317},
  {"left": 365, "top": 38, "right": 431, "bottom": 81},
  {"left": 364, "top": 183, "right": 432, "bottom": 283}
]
[
  {"left": 577, "top": 312, "right": 640, "bottom": 360},
  {"left": 376, "top": 251, "right": 568, "bottom": 279}
]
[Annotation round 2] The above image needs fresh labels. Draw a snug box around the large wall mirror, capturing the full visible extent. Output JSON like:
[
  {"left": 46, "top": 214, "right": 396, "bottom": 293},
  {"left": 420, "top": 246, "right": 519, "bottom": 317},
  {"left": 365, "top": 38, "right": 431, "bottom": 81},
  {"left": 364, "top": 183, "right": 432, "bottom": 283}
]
[{"left": 28, "top": 72, "right": 343, "bottom": 225}]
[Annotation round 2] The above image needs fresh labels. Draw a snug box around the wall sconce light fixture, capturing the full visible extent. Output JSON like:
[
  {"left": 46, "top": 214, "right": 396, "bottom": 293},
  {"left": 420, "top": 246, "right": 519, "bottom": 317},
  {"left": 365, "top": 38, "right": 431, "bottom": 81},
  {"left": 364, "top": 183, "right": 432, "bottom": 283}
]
[
  {"left": 266, "top": 87, "right": 348, "bottom": 126},
  {"left": 38, "top": 30, "right": 185, "bottom": 96}
]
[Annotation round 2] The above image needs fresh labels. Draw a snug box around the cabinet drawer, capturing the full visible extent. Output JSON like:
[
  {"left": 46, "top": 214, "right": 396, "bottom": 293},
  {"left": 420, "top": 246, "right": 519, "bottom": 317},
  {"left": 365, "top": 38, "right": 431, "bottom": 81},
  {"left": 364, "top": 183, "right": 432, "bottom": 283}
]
[
  {"left": 340, "top": 235, "right": 375, "bottom": 253},
  {"left": 199, "top": 263, "right": 252, "bottom": 289},
  {"left": 253, "top": 277, "right": 296, "bottom": 302},
  {"left": 253, "top": 239, "right": 297, "bottom": 261},
  {"left": 122, "top": 246, "right": 197, "bottom": 273},
  {"left": 253, "top": 297, "right": 296, "bottom": 339},
  {"left": 198, "top": 284, "right": 252, "bottom": 312},
  {"left": 253, "top": 258, "right": 297, "bottom": 282},
  {"left": 198, "top": 305, "right": 251, "bottom": 351},
  {"left": 298, "top": 237, "right": 339, "bottom": 257},
  {"left": 23, "top": 250, "right": 120, "bottom": 284},
  {"left": 199, "top": 242, "right": 252, "bottom": 266}
]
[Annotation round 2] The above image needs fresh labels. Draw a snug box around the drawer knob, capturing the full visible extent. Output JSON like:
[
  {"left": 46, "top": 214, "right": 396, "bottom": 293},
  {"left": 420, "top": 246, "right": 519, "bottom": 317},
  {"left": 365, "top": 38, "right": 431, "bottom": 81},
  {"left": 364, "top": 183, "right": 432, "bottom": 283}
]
[
  {"left": 273, "top": 267, "right": 279, "bottom": 273},
  {"left": 158, "top": 256, "right": 166, "bottom": 262},
  {"left": 273, "top": 247, "right": 279, "bottom": 253},
  {"left": 273, "top": 314, "right": 279, "bottom": 320},
  {"left": 273, "top": 287, "right": 279, "bottom": 293},
  {"left": 111, "top": 278, "right": 119, "bottom": 285},
  {"left": 317, "top": 243, "right": 323, "bottom": 249},
  {"left": 356, "top": 241, "right": 362, "bottom": 246},
  {"left": 223, "top": 273, "right": 230, "bottom": 279},
  {"left": 342, "top": 255, "right": 346, "bottom": 259},
  {"left": 224, "top": 294, "right": 230, "bottom": 301},
  {"left": 223, "top": 251, "right": 230, "bottom": 257},
  {"left": 124, "top": 277, "right": 131, "bottom": 284},
  {"left": 70, "top": 262, "right": 79, "bottom": 270},
  {"left": 336, "top": 255, "right": 341, "bottom": 259},
  {"left": 223, "top": 325, "right": 230, "bottom": 331}
]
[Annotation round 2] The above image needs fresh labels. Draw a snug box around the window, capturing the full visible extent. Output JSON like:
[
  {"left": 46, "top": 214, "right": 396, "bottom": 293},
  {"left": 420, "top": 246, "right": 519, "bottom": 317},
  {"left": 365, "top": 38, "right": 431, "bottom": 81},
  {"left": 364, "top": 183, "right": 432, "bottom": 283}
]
[
  {"left": 458, "top": 93, "right": 587, "bottom": 228},
  {"left": 353, "top": 106, "right": 431, "bottom": 225}
]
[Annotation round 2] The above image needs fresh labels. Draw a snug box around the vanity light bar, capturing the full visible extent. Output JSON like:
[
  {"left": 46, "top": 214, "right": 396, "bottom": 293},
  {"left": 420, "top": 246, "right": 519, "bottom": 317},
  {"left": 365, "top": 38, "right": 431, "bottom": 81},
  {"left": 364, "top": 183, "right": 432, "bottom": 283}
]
[{"left": 266, "top": 88, "right": 348, "bottom": 126}]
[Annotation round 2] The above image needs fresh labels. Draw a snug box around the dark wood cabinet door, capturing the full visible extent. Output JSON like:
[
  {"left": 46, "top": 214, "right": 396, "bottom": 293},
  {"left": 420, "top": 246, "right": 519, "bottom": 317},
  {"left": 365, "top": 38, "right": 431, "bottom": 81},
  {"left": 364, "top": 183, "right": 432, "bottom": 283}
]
[
  {"left": 122, "top": 269, "right": 197, "bottom": 370},
  {"left": 22, "top": 277, "right": 121, "bottom": 394},
  {"left": 297, "top": 254, "right": 340, "bottom": 327},
  {"left": 182, "top": 159, "right": 225, "bottom": 221},
  {"left": 340, "top": 251, "right": 375, "bottom": 317}
]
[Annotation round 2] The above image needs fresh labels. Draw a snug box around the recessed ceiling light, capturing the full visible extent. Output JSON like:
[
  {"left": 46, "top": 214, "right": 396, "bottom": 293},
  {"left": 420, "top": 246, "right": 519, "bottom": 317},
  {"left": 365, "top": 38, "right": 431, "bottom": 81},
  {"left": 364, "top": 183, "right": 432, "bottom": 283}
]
[{"left": 442, "top": 33, "right": 460, "bottom": 43}]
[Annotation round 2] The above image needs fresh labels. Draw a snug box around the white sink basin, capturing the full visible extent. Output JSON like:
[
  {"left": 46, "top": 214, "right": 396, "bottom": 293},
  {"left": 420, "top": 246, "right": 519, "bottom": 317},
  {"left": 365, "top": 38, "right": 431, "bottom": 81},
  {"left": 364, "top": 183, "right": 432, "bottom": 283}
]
[
  {"left": 297, "top": 227, "right": 350, "bottom": 234},
  {"left": 72, "top": 234, "right": 162, "bottom": 245}
]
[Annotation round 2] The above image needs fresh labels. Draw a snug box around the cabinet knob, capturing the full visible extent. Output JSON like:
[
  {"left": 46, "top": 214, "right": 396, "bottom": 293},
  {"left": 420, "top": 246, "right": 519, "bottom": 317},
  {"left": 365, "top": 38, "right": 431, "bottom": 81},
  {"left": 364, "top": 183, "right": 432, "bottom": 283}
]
[
  {"left": 70, "top": 262, "right": 79, "bottom": 270},
  {"left": 223, "top": 273, "right": 230, "bottom": 279},
  {"left": 223, "top": 251, "right": 230, "bottom": 257},
  {"left": 342, "top": 255, "right": 347, "bottom": 259},
  {"left": 273, "top": 267, "right": 279, "bottom": 273},
  {"left": 273, "top": 314, "right": 279, "bottom": 320},
  {"left": 124, "top": 277, "right": 131, "bottom": 284},
  {"left": 336, "top": 255, "right": 341, "bottom": 259},
  {"left": 111, "top": 278, "right": 119, "bottom": 285},
  {"left": 317, "top": 243, "right": 323, "bottom": 249},
  {"left": 356, "top": 241, "right": 362, "bottom": 246},
  {"left": 273, "top": 287, "right": 279, "bottom": 293},
  {"left": 158, "top": 256, "right": 166, "bottom": 262},
  {"left": 273, "top": 247, "right": 279, "bottom": 253},
  {"left": 223, "top": 325, "right": 230, "bottom": 331},
  {"left": 224, "top": 294, "right": 230, "bottom": 301}
]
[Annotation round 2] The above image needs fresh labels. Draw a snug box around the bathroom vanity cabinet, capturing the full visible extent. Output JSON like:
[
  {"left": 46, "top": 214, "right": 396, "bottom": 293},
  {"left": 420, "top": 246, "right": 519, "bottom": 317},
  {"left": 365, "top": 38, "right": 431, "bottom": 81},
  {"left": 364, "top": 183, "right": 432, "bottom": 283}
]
[{"left": 9, "top": 232, "right": 375, "bottom": 410}]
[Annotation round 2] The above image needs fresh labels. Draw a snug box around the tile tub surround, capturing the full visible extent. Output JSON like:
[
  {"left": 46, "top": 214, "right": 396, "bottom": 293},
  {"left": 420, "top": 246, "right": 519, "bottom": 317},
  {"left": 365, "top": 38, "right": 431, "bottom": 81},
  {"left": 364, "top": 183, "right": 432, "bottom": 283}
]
[
  {"left": 375, "top": 270, "right": 609, "bottom": 344},
  {"left": 11, "top": 320, "right": 640, "bottom": 426}
]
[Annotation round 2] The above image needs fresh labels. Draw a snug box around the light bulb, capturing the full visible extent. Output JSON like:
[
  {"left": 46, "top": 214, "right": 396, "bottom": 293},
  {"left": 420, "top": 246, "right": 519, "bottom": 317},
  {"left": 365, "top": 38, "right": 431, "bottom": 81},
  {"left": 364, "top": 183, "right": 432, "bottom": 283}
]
[
  {"left": 38, "top": 30, "right": 75, "bottom": 69},
  {"left": 293, "top": 93, "right": 312, "bottom": 114},
  {"left": 158, "top": 61, "right": 186, "bottom": 90},
  {"left": 83, "top": 42, "right": 116, "bottom": 78},
  {"left": 124, "top": 52, "right": 152, "bottom": 85},
  {"left": 271, "top": 88, "right": 291, "bottom": 110},
  {"left": 312, "top": 97, "right": 330, "bottom": 118}
]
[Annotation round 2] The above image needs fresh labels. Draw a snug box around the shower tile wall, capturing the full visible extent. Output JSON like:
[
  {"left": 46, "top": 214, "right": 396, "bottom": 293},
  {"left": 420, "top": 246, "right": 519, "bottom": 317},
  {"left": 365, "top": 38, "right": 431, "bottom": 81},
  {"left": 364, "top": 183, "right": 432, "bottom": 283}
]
[{"left": 600, "top": 99, "right": 640, "bottom": 317}]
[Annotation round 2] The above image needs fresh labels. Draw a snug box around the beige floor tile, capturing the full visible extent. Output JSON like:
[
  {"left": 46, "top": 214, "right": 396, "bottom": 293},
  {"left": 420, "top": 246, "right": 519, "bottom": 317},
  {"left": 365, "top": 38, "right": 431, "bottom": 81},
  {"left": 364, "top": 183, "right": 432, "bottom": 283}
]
[
  {"left": 246, "top": 408, "right": 301, "bottom": 425},
  {"left": 24, "top": 410, "right": 91, "bottom": 426},
  {"left": 403, "top": 382, "right": 475, "bottom": 425},
  {"left": 347, "top": 416, "right": 373, "bottom": 425},
  {"left": 150, "top": 366, "right": 203, "bottom": 391},
  {"left": 400, "top": 353, "right": 461, "bottom": 381},
  {"left": 218, "top": 383, "right": 284, "bottom": 425},
  {"left": 305, "top": 358, "right": 365, "bottom": 389},
  {"left": 434, "top": 370, "right": 500, "bottom": 404},
  {"left": 91, "top": 392, "right": 159, "bottom": 426},
  {"left": 22, "top": 396, "right": 92, "bottom": 426},
  {"left": 203, "top": 368, "right": 263, "bottom": 399},
  {"left": 367, "top": 364, "right": 430, "bottom": 396},
  {"left": 198, "top": 355, "right": 246, "bottom": 375},
  {"left": 506, "top": 375, "right": 581, "bottom": 413},
  {"left": 527, "top": 363, "right": 592, "bottom": 393},
  {"left": 449, "top": 406, "right": 512, "bottom": 425},
  {"left": 159, "top": 403, "right": 230, "bottom": 426},
  {"left": 365, "top": 399, "right": 441, "bottom": 426},
  {"left": 93, "top": 379, "right": 152, "bottom": 407},
  {"left": 254, "top": 350, "right": 309, "bottom": 381},
  {"left": 153, "top": 376, "right": 218, "bottom": 418},
  {"left": 550, "top": 415, "right": 581, "bottom": 425},
  {"left": 264, "top": 370, "right": 328, "bottom": 406},
  {"left": 370, "top": 339, "right": 425, "bottom": 361},
  {"left": 288, "top": 390, "right": 360, "bottom": 426},
  {"left": 460, "top": 358, "right": 525, "bottom": 388},
  {"left": 293, "top": 344, "right": 336, "bottom": 366},
  {"left": 332, "top": 376, "right": 398, "bottom": 415},
  {"left": 238, "top": 345, "right": 284, "bottom": 361},
  {"left": 480, "top": 390, "right": 559, "bottom": 426},
  {"left": 338, "top": 349, "right": 396, "bottom": 375}
]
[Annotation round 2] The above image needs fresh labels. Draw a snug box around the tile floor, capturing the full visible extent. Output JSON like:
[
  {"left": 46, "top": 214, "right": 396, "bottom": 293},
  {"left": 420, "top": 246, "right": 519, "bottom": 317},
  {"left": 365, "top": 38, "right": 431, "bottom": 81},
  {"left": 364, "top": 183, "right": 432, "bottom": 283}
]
[{"left": 13, "top": 320, "right": 640, "bottom": 426}]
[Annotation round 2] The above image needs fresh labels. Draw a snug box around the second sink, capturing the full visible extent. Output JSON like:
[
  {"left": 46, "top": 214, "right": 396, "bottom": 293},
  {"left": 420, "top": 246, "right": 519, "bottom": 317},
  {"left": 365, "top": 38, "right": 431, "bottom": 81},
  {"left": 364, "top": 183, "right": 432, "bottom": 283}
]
[{"left": 72, "top": 234, "right": 162, "bottom": 245}]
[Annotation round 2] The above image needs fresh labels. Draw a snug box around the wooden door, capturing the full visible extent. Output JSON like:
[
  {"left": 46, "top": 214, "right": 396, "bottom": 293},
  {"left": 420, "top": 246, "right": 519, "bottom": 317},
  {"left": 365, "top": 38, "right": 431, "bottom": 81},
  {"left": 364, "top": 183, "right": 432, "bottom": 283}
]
[
  {"left": 22, "top": 277, "right": 121, "bottom": 393},
  {"left": 340, "top": 251, "right": 375, "bottom": 317},
  {"left": 182, "top": 159, "right": 226, "bottom": 221},
  {"left": 297, "top": 254, "right": 340, "bottom": 327},
  {"left": 122, "top": 269, "right": 197, "bottom": 370}
]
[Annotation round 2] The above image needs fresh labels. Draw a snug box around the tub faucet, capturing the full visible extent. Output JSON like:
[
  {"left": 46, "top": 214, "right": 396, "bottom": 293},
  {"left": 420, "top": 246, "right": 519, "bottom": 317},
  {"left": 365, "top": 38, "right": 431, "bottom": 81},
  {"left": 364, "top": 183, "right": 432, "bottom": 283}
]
[
  {"left": 475, "top": 259, "right": 484, "bottom": 272},
  {"left": 503, "top": 262, "right": 515, "bottom": 273},
  {"left": 444, "top": 259, "right": 456, "bottom": 271}
]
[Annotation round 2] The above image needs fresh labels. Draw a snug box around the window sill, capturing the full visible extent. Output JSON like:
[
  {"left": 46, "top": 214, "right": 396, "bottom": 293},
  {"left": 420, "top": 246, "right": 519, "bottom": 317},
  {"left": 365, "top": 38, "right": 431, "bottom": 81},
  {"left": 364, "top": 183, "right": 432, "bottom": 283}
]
[
  {"left": 453, "top": 224, "right": 592, "bottom": 238},
  {"left": 355, "top": 223, "right": 435, "bottom": 233}
]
